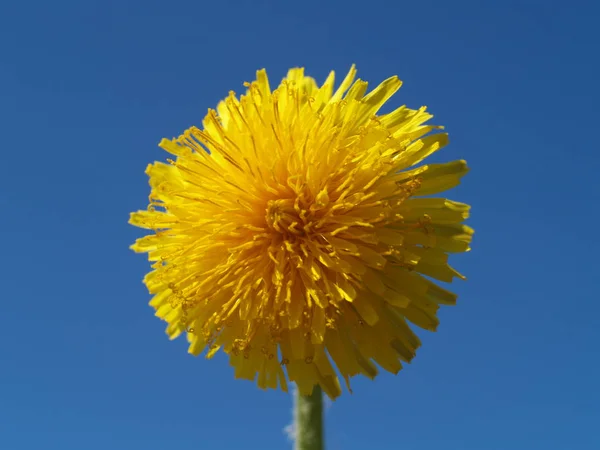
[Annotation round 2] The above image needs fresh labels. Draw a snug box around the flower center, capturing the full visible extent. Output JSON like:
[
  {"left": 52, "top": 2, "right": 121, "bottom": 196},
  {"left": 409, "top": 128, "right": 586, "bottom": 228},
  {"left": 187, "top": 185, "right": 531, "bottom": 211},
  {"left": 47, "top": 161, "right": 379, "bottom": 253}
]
[{"left": 265, "top": 198, "right": 305, "bottom": 236}]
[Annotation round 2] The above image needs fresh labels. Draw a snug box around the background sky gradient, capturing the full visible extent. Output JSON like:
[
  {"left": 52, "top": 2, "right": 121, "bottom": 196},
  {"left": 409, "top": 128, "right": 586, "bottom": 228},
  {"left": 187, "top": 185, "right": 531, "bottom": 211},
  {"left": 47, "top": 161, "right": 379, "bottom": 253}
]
[{"left": 2, "top": 0, "right": 599, "bottom": 449}]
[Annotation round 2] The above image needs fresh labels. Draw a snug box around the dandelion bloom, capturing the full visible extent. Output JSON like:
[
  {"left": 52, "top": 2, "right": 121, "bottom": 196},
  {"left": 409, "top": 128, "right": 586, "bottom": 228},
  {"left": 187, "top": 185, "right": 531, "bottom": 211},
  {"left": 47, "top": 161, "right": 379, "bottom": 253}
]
[{"left": 130, "top": 66, "right": 472, "bottom": 399}]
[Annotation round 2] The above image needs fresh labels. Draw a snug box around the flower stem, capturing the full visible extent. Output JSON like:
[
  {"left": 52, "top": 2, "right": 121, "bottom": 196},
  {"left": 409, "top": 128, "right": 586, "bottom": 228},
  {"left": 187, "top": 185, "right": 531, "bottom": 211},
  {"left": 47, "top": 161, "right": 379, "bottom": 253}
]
[{"left": 294, "top": 385, "right": 324, "bottom": 450}]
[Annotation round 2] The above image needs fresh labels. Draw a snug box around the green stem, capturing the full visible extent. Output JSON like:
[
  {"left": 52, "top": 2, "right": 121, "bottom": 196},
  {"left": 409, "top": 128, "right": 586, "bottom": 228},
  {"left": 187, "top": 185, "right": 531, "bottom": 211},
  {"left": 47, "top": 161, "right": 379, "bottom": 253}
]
[{"left": 294, "top": 385, "right": 324, "bottom": 450}]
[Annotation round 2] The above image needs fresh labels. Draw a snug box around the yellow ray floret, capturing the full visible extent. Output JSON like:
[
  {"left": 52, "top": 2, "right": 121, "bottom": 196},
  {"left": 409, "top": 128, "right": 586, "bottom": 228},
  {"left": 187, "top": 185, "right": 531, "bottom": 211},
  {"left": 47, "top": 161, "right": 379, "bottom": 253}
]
[{"left": 130, "top": 65, "right": 473, "bottom": 399}]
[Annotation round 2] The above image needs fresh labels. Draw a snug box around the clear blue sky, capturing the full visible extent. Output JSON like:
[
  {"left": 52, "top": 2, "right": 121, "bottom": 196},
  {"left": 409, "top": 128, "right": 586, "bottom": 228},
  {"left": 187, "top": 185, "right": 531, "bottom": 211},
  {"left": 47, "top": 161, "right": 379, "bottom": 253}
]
[{"left": 1, "top": 1, "right": 599, "bottom": 449}]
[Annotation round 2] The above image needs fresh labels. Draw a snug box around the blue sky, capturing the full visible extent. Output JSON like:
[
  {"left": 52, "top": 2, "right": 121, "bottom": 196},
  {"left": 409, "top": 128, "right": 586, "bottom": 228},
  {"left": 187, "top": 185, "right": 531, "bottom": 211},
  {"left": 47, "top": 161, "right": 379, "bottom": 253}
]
[{"left": 1, "top": 0, "right": 599, "bottom": 449}]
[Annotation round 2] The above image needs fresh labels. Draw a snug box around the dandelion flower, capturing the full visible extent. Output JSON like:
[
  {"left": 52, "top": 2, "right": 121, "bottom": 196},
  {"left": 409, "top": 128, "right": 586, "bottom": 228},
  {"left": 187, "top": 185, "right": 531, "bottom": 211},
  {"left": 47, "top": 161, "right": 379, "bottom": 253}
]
[{"left": 130, "top": 65, "right": 473, "bottom": 399}]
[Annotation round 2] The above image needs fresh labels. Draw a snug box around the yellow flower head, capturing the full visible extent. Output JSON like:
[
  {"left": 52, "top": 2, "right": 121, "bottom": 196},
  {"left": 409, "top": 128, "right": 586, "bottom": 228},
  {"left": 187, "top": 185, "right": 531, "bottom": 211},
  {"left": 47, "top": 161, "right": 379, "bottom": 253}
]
[{"left": 130, "top": 66, "right": 473, "bottom": 399}]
